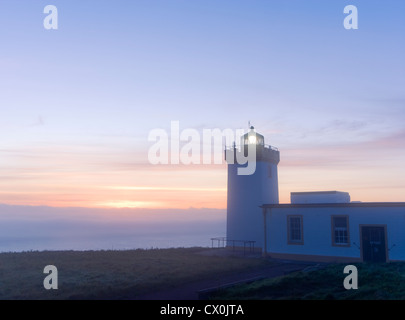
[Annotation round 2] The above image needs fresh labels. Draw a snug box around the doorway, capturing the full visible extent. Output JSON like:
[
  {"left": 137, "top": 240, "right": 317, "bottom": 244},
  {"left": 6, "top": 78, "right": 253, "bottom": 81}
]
[{"left": 360, "top": 225, "right": 387, "bottom": 262}]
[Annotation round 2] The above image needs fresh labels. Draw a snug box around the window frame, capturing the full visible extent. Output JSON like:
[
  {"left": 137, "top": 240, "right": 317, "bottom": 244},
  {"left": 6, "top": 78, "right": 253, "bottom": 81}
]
[
  {"left": 287, "top": 215, "right": 304, "bottom": 245},
  {"left": 331, "top": 215, "right": 350, "bottom": 247}
]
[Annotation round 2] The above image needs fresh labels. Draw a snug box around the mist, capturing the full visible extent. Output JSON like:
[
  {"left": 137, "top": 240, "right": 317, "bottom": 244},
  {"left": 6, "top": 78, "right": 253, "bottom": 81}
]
[{"left": 0, "top": 204, "right": 226, "bottom": 252}]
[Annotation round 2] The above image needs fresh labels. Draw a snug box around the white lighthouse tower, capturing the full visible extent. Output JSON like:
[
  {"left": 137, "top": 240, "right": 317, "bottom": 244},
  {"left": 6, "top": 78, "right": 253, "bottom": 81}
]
[{"left": 225, "top": 126, "right": 280, "bottom": 249}]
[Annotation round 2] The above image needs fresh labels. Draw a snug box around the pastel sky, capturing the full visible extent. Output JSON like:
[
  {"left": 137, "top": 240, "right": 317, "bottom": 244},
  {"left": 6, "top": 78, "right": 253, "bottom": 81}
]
[{"left": 0, "top": 0, "right": 404, "bottom": 209}]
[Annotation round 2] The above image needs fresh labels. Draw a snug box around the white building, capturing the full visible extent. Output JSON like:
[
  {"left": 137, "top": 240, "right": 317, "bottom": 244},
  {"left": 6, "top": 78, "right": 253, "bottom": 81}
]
[{"left": 225, "top": 128, "right": 405, "bottom": 262}]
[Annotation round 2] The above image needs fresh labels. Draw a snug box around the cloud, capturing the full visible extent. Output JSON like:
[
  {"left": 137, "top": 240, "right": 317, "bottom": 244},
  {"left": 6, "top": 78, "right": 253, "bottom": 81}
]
[
  {"left": 29, "top": 115, "right": 45, "bottom": 127},
  {"left": 280, "top": 129, "right": 405, "bottom": 168},
  {"left": 369, "top": 129, "right": 405, "bottom": 149}
]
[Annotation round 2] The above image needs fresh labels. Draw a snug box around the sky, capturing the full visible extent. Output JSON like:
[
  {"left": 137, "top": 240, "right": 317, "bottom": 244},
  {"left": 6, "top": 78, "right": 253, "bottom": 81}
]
[{"left": 0, "top": 0, "right": 404, "bottom": 210}]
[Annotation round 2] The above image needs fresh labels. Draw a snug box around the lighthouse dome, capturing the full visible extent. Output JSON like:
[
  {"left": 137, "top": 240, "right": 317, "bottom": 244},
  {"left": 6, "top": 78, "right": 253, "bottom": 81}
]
[{"left": 241, "top": 126, "right": 265, "bottom": 146}]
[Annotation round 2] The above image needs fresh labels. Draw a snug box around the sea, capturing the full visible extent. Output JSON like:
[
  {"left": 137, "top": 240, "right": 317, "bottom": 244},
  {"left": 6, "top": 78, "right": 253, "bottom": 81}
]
[{"left": 0, "top": 204, "right": 226, "bottom": 252}]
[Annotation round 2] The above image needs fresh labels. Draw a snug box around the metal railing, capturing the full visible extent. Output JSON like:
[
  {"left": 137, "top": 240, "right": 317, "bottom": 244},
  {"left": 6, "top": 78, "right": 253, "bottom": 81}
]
[
  {"left": 210, "top": 237, "right": 256, "bottom": 255},
  {"left": 224, "top": 144, "right": 279, "bottom": 152}
]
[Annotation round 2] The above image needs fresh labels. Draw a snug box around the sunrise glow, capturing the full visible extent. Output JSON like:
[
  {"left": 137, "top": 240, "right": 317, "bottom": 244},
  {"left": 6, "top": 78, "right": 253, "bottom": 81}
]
[{"left": 0, "top": 1, "right": 404, "bottom": 210}]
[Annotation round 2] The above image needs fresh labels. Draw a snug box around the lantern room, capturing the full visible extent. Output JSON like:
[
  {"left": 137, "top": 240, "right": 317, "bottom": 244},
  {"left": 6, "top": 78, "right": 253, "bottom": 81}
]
[{"left": 241, "top": 126, "right": 265, "bottom": 146}]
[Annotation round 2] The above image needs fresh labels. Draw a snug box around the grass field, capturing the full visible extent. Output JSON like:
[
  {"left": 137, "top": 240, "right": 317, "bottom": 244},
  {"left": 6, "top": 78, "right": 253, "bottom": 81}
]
[
  {"left": 0, "top": 247, "right": 268, "bottom": 300},
  {"left": 210, "top": 262, "right": 405, "bottom": 300},
  {"left": 3, "top": 248, "right": 404, "bottom": 300}
]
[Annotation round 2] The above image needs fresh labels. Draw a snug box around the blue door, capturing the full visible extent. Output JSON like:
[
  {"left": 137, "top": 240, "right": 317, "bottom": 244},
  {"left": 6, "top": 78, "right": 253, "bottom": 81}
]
[{"left": 361, "top": 226, "right": 387, "bottom": 263}]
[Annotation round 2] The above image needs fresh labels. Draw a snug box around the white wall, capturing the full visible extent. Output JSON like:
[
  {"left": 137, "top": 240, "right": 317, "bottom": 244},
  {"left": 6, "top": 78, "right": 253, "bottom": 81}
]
[
  {"left": 291, "top": 192, "right": 350, "bottom": 204},
  {"left": 227, "top": 161, "right": 278, "bottom": 248},
  {"left": 266, "top": 206, "right": 405, "bottom": 261}
]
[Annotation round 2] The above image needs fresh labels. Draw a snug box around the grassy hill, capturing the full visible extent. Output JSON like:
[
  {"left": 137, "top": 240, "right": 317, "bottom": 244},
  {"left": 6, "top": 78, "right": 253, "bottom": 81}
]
[
  {"left": 0, "top": 247, "right": 267, "bottom": 300},
  {"left": 210, "top": 262, "right": 405, "bottom": 300}
]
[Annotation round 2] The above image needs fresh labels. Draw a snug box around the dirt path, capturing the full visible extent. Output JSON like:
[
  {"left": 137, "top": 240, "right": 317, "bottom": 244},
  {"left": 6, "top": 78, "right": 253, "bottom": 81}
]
[{"left": 135, "top": 259, "right": 313, "bottom": 300}]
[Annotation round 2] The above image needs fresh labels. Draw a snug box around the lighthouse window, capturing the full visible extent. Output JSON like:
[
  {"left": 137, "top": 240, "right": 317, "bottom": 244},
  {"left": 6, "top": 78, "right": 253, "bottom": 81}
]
[
  {"left": 288, "top": 215, "right": 303, "bottom": 244},
  {"left": 332, "top": 216, "right": 350, "bottom": 246},
  {"left": 268, "top": 165, "right": 272, "bottom": 178}
]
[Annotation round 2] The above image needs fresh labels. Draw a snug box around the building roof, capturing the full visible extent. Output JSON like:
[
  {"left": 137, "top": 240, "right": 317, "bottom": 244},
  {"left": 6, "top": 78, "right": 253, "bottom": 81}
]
[
  {"left": 290, "top": 191, "right": 348, "bottom": 195},
  {"left": 261, "top": 202, "right": 405, "bottom": 209}
]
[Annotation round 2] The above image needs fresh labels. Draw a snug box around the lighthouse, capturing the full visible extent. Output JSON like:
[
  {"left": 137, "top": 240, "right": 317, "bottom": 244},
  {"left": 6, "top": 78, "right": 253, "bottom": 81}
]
[{"left": 225, "top": 126, "right": 280, "bottom": 248}]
